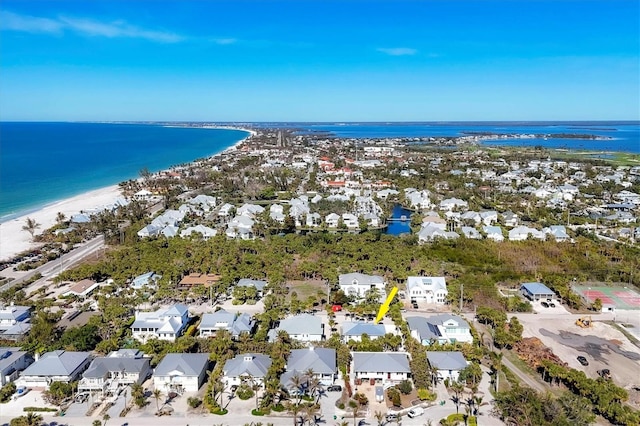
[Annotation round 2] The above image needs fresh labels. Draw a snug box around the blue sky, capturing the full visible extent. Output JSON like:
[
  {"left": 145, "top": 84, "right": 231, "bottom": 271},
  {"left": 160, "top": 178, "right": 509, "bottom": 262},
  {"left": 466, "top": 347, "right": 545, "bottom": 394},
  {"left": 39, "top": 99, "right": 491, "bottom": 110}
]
[{"left": 1, "top": 0, "right": 638, "bottom": 121}]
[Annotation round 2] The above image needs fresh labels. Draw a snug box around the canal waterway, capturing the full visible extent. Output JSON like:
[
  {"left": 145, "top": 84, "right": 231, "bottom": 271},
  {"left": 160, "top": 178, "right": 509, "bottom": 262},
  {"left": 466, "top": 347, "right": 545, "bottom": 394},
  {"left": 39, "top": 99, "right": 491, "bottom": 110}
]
[{"left": 386, "top": 204, "right": 413, "bottom": 236}]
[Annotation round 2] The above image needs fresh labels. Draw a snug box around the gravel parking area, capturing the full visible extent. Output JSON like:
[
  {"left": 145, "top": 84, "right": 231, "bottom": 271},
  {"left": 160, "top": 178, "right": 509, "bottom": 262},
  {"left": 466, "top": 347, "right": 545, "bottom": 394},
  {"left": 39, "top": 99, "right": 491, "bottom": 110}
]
[{"left": 517, "top": 314, "right": 640, "bottom": 388}]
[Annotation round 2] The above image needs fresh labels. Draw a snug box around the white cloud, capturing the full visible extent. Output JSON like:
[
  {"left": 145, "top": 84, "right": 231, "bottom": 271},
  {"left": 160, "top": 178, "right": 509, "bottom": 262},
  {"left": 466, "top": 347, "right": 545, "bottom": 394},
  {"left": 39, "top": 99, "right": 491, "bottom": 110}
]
[
  {"left": 0, "top": 10, "right": 63, "bottom": 34},
  {"left": 377, "top": 47, "right": 417, "bottom": 56},
  {"left": 0, "top": 10, "right": 183, "bottom": 43}
]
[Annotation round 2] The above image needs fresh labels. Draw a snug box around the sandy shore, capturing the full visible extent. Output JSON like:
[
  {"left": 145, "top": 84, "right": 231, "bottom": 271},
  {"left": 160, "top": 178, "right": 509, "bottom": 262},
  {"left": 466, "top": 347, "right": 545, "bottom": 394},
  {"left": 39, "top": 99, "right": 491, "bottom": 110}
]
[
  {"left": 0, "top": 126, "right": 255, "bottom": 262},
  {"left": 0, "top": 185, "right": 123, "bottom": 261}
]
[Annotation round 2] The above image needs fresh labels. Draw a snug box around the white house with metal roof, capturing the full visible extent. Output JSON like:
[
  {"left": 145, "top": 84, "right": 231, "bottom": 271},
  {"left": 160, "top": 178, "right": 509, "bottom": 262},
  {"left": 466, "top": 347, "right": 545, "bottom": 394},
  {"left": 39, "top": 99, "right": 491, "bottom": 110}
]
[
  {"left": 131, "top": 304, "right": 189, "bottom": 343},
  {"left": 426, "top": 351, "right": 469, "bottom": 382},
  {"left": 153, "top": 353, "right": 210, "bottom": 393},
  {"left": 352, "top": 352, "right": 411, "bottom": 384},
  {"left": 0, "top": 347, "right": 32, "bottom": 386},
  {"left": 520, "top": 282, "right": 556, "bottom": 301},
  {"left": 341, "top": 322, "right": 387, "bottom": 343},
  {"left": 339, "top": 273, "right": 386, "bottom": 301},
  {"left": 407, "top": 314, "right": 473, "bottom": 345},
  {"left": 268, "top": 314, "right": 324, "bottom": 343},
  {"left": 406, "top": 276, "right": 448, "bottom": 304},
  {"left": 281, "top": 347, "right": 337, "bottom": 389},
  {"left": 199, "top": 310, "right": 254, "bottom": 339},
  {"left": 222, "top": 353, "right": 272, "bottom": 388},
  {"left": 78, "top": 349, "right": 151, "bottom": 395},
  {"left": 0, "top": 304, "right": 31, "bottom": 341},
  {"left": 16, "top": 350, "right": 91, "bottom": 389}
]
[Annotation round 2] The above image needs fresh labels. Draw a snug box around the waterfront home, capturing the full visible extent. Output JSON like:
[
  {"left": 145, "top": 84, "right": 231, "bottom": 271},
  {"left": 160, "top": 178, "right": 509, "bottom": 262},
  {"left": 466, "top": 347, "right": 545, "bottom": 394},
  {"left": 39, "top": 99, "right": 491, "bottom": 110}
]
[
  {"left": 0, "top": 347, "right": 32, "bottom": 386},
  {"left": 223, "top": 353, "right": 272, "bottom": 388},
  {"left": 281, "top": 347, "right": 337, "bottom": 390},
  {"left": 268, "top": 313, "right": 324, "bottom": 343},
  {"left": 78, "top": 349, "right": 151, "bottom": 396},
  {"left": 130, "top": 304, "right": 189, "bottom": 343},
  {"left": 406, "top": 276, "right": 448, "bottom": 304},
  {"left": 339, "top": 273, "right": 386, "bottom": 301},
  {"left": 199, "top": 310, "right": 254, "bottom": 339},
  {"left": 342, "top": 213, "right": 359, "bottom": 229},
  {"left": 426, "top": 351, "right": 469, "bottom": 383},
  {"left": 352, "top": 352, "right": 411, "bottom": 384},
  {"left": 153, "top": 353, "right": 210, "bottom": 393},
  {"left": 16, "top": 350, "right": 91, "bottom": 389},
  {"left": 406, "top": 189, "right": 433, "bottom": 210}
]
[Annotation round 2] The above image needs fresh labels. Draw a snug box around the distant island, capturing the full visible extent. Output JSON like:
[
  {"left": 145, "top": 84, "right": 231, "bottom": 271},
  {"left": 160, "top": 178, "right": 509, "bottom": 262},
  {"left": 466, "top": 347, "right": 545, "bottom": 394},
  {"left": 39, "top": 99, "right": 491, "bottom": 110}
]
[{"left": 461, "top": 131, "right": 613, "bottom": 140}]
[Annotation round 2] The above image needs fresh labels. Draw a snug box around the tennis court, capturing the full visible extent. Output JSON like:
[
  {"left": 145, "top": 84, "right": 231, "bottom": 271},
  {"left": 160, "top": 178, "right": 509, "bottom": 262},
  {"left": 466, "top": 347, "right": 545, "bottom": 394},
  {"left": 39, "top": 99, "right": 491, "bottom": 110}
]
[{"left": 573, "top": 285, "right": 640, "bottom": 310}]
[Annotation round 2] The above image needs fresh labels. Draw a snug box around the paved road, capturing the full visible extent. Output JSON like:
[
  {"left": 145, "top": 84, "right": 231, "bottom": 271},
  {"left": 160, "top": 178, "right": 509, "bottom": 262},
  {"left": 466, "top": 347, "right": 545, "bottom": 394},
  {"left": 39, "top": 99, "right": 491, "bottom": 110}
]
[{"left": 0, "top": 235, "right": 104, "bottom": 293}]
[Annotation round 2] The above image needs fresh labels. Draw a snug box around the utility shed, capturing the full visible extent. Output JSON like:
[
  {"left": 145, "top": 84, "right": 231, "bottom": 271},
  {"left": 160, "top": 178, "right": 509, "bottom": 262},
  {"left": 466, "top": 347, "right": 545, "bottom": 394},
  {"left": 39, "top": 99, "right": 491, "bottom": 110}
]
[{"left": 520, "top": 282, "right": 555, "bottom": 301}]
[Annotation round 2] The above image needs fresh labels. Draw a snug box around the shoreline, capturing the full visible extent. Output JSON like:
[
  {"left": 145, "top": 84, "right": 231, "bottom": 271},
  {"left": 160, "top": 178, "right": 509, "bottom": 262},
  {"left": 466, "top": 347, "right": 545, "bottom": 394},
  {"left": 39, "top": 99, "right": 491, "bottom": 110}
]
[{"left": 0, "top": 127, "right": 254, "bottom": 262}]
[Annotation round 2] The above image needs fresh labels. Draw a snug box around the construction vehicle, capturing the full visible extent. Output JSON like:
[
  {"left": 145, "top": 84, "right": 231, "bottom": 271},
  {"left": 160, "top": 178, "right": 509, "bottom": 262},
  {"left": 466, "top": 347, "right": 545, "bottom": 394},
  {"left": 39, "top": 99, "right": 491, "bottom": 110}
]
[
  {"left": 576, "top": 316, "right": 593, "bottom": 328},
  {"left": 597, "top": 369, "right": 611, "bottom": 380}
]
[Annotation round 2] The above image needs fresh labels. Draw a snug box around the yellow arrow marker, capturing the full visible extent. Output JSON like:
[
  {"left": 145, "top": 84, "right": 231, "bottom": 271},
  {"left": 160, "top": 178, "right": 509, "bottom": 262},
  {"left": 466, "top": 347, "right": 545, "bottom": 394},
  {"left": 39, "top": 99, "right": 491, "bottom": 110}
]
[{"left": 375, "top": 286, "right": 398, "bottom": 324}]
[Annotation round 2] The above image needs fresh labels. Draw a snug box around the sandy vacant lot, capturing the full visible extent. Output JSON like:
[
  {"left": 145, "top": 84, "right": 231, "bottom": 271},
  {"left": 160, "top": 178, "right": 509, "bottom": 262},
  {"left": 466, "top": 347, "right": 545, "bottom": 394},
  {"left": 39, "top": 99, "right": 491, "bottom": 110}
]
[{"left": 518, "top": 315, "right": 640, "bottom": 389}]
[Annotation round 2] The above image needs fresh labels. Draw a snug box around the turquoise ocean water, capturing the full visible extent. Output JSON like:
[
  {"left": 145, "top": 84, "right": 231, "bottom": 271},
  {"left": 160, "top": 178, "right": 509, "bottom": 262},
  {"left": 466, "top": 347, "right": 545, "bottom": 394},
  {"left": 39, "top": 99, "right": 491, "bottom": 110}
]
[{"left": 0, "top": 123, "right": 249, "bottom": 221}]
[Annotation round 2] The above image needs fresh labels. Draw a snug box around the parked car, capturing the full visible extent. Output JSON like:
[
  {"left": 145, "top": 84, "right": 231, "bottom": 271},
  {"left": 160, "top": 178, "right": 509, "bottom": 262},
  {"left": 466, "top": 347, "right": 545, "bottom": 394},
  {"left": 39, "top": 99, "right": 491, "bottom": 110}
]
[
  {"left": 407, "top": 407, "right": 424, "bottom": 418},
  {"left": 577, "top": 356, "right": 589, "bottom": 366},
  {"left": 549, "top": 302, "right": 556, "bottom": 307},
  {"left": 541, "top": 301, "right": 549, "bottom": 308},
  {"left": 412, "top": 301, "right": 419, "bottom": 309},
  {"left": 327, "top": 385, "right": 342, "bottom": 392},
  {"left": 386, "top": 413, "right": 399, "bottom": 422}
]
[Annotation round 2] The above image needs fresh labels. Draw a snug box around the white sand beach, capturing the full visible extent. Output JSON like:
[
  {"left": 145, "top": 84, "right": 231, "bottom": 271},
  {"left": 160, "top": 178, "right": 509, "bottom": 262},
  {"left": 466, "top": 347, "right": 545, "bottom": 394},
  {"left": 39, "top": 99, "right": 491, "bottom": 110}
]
[{"left": 0, "top": 185, "right": 123, "bottom": 261}]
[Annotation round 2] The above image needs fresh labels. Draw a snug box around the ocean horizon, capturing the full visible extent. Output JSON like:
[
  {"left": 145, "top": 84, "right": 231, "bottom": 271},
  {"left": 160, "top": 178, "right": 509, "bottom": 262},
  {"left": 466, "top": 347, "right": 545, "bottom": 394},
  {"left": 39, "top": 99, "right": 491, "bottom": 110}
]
[
  {"left": 0, "top": 122, "right": 250, "bottom": 222},
  {"left": 2, "top": 121, "right": 637, "bottom": 223}
]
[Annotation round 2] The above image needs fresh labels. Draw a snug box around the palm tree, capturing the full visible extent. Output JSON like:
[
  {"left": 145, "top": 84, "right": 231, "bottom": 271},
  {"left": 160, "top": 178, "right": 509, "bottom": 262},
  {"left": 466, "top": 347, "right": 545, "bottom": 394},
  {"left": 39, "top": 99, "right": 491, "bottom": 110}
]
[
  {"left": 374, "top": 410, "right": 385, "bottom": 426},
  {"left": 348, "top": 400, "right": 359, "bottom": 426},
  {"left": 102, "top": 414, "right": 110, "bottom": 426},
  {"left": 284, "top": 400, "right": 302, "bottom": 426},
  {"left": 25, "top": 412, "right": 43, "bottom": 426},
  {"left": 289, "top": 373, "right": 304, "bottom": 403},
  {"left": 152, "top": 388, "right": 163, "bottom": 412},
  {"left": 56, "top": 211, "right": 66, "bottom": 224},
  {"left": 22, "top": 217, "right": 40, "bottom": 240},
  {"left": 450, "top": 381, "right": 464, "bottom": 414},
  {"left": 489, "top": 352, "right": 503, "bottom": 392}
]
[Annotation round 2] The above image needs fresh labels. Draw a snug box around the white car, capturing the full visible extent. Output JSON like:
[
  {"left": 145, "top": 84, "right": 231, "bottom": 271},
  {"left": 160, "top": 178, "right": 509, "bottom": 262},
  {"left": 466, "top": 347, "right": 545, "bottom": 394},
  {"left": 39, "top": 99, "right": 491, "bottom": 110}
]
[{"left": 407, "top": 407, "right": 424, "bottom": 418}]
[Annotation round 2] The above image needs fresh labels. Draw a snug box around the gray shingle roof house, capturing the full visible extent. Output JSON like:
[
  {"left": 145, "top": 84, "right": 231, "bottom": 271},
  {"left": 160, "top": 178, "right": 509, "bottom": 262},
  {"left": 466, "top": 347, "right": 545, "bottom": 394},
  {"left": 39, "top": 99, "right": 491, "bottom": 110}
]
[
  {"left": 281, "top": 347, "right": 337, "bottom": 388},
  {"left": 268, "top": 314, "right": 324, "bottom": 343},
  {"left": 0, "top": 347, "right": 32, "bottom": 386},
  {"left": 78, "top": 349, "right": 151, "bottom": 395},
  {"left": 426, "top": 351, "right": 469, "bottom": 382},
  {"left": 199, "top": 310, "right": 255, "bottom": 339},
  {"left": 16, "top": 350, "right": 91, "bottom": 389},
  {"left": 223, "top": 353, "right": 272, "bottom": 388},
  {"left": 352, "top": 352, "right": 411, "bottom": 384},
  {"left": 153, "top": 353, "right": 210, "bottom": 393}
]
